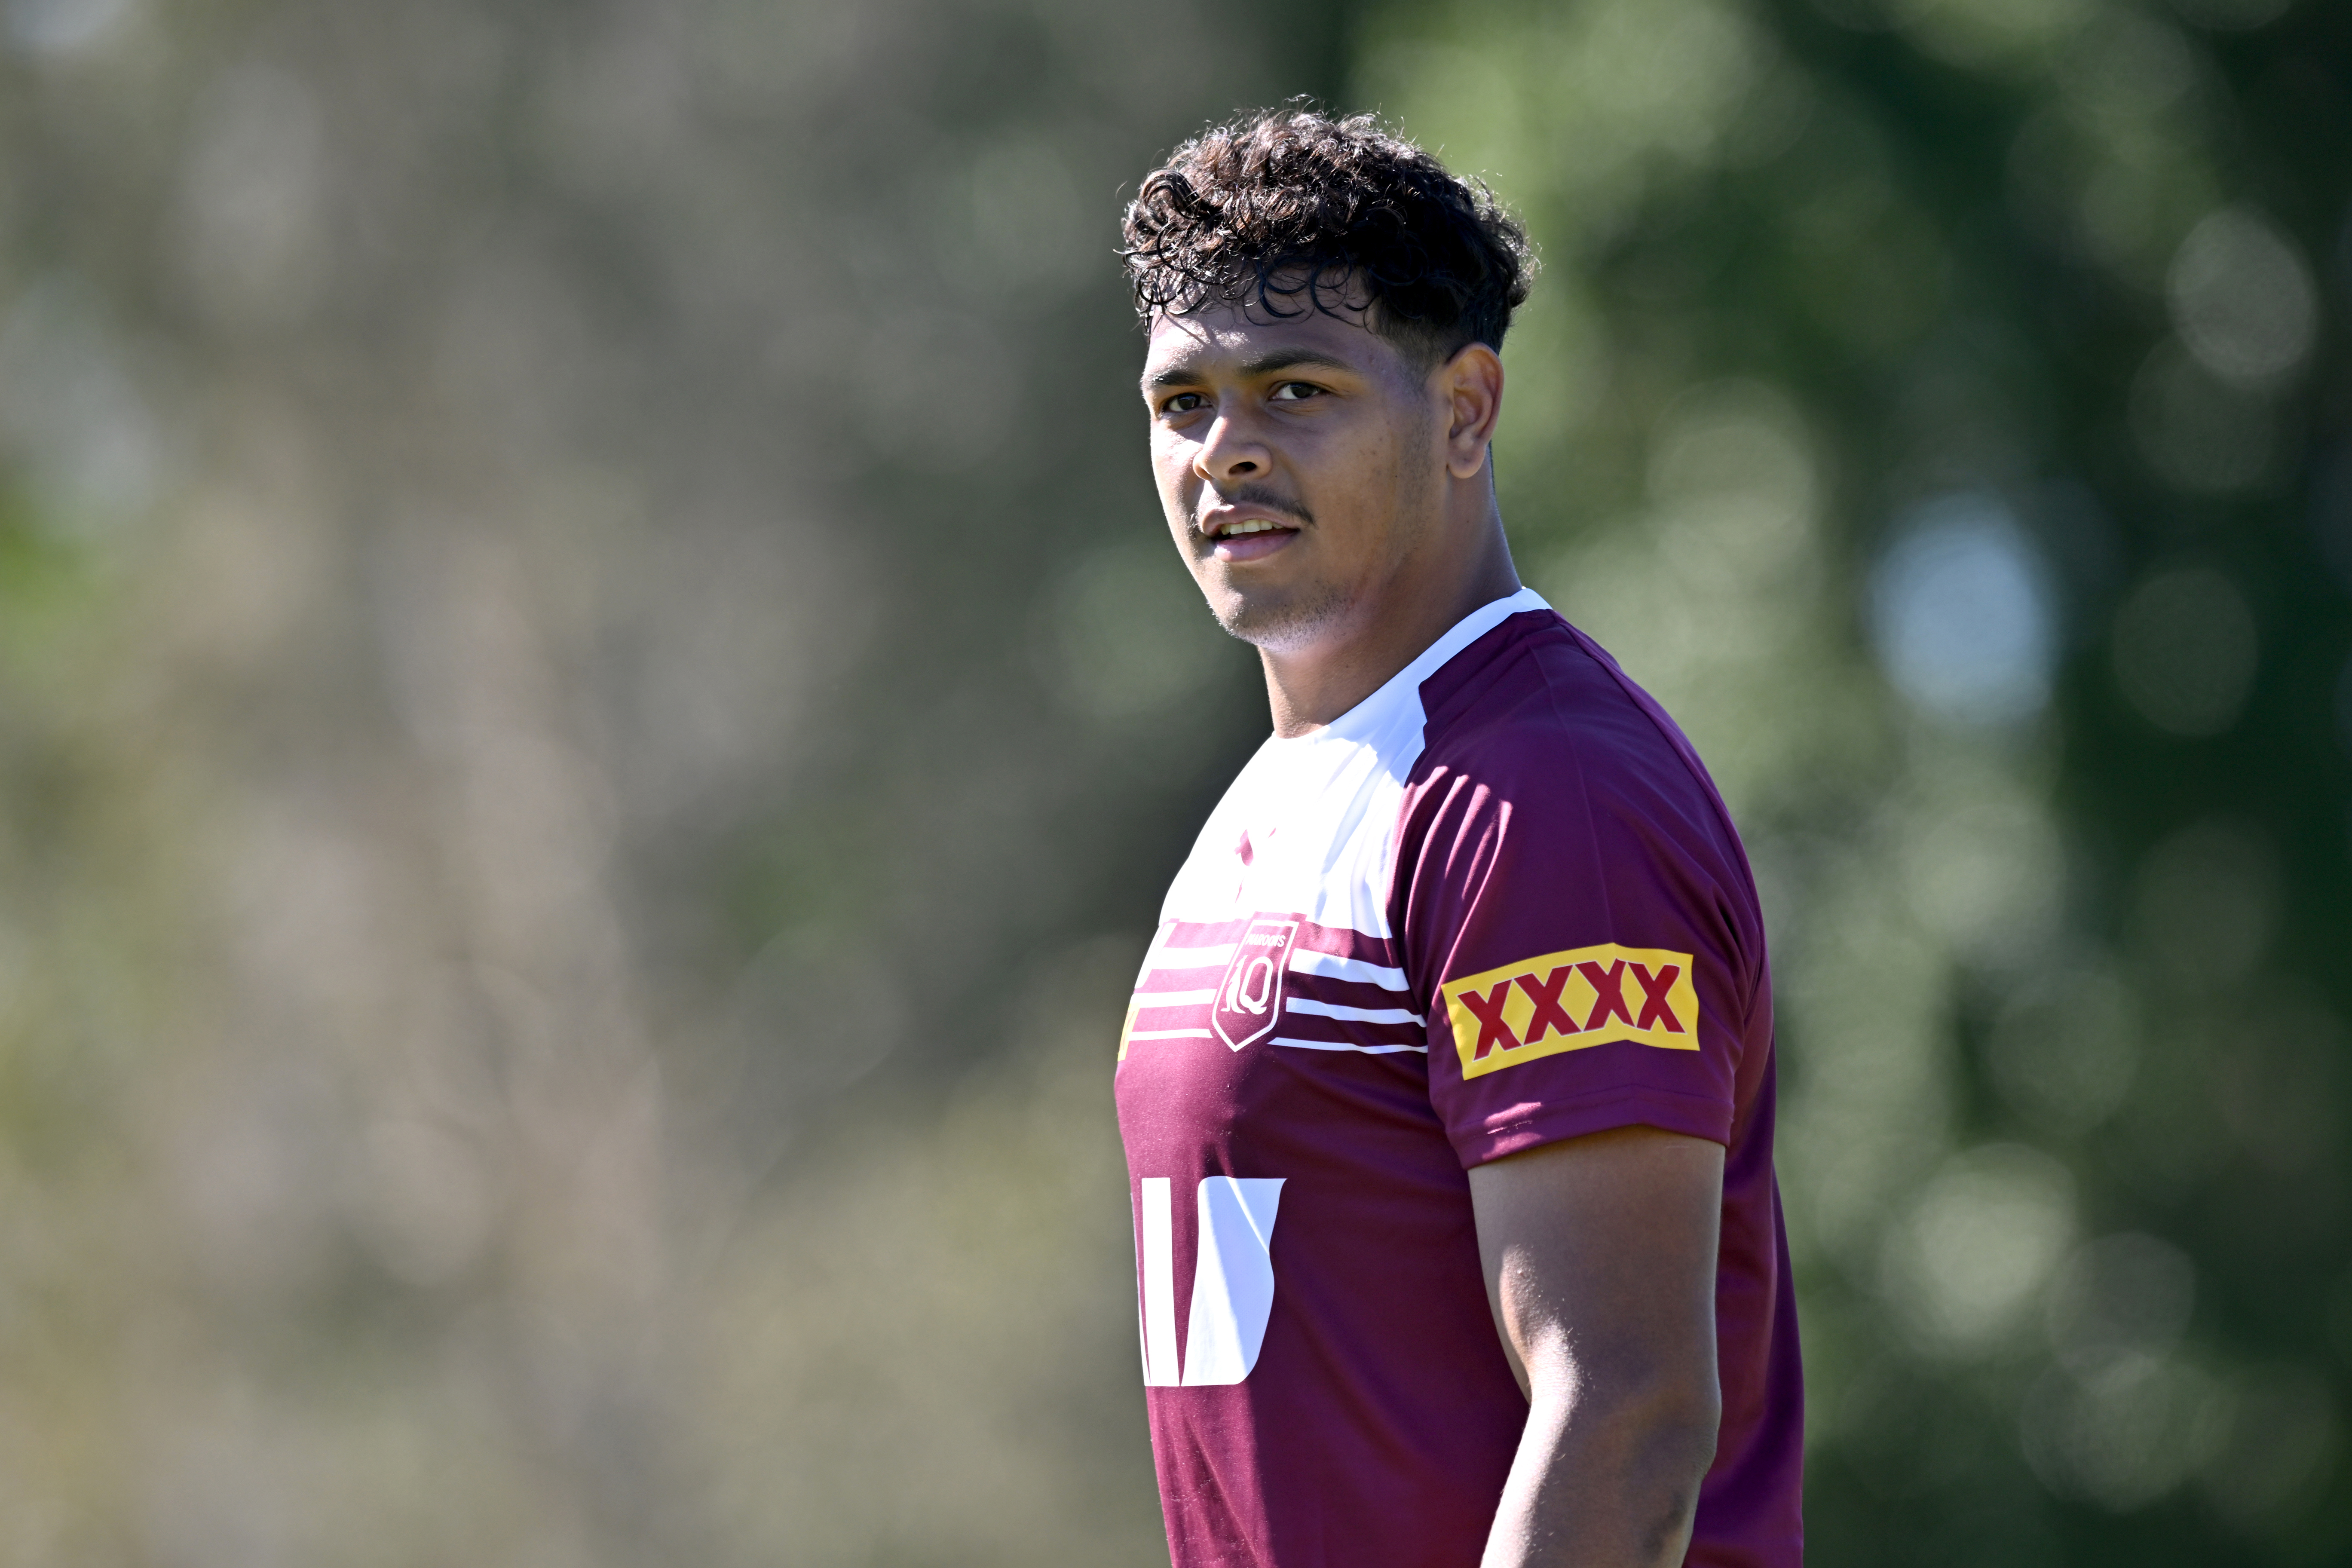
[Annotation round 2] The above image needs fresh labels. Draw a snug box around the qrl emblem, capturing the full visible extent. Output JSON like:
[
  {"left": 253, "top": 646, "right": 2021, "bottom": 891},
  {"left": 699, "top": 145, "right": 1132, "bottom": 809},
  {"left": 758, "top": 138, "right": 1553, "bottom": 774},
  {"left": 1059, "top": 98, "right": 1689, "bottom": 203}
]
[{"left": 1212, "top": 917, "right": 1298, "bottom": 1052}]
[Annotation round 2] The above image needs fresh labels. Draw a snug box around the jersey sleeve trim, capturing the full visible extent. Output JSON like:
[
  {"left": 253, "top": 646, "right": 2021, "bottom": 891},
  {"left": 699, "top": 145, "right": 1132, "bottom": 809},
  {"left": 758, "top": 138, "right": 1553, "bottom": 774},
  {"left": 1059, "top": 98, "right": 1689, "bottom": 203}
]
[{"left": 1450, "top": 1081, "right": 1734, "bottom": 1169}]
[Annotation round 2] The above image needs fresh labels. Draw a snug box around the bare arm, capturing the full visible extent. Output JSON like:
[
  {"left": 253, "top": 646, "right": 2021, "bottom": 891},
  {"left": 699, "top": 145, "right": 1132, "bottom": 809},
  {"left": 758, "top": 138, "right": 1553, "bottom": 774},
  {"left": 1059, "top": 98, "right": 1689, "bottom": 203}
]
[{"left": 1470, "top": 1126, "right": 1724, "bottom": 1568}]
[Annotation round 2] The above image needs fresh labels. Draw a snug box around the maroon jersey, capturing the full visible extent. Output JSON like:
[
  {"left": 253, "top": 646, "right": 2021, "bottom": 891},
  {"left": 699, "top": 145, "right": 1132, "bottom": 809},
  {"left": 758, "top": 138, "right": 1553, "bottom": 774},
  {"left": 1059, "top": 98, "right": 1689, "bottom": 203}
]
[{"left": 1114, "top": 591, "right": 1802, "bottom": 1568}]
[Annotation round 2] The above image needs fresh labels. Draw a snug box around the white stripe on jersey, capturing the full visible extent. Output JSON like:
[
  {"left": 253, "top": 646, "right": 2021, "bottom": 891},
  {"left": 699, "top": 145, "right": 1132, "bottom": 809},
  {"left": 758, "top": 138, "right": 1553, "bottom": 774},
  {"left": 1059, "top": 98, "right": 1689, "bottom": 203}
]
[
  {"left": 1286, "top": 948, "right": 1411, "bottom": 990},
  {"left": 1132, "top": 987, "right": 1219, "bottom": 1007},
  {"left": 1146, "top": 946, "right": 1410, "bottom": 990},
  {"left": 1269, "top": 1038, "right": 1430, "bottom": 1055},
  {"left": 1155, "top": 941, "right": 1236, "bottom": 965},
  {"left": 1283, "top": 997, "right": 1424, "bottom": 1026}
]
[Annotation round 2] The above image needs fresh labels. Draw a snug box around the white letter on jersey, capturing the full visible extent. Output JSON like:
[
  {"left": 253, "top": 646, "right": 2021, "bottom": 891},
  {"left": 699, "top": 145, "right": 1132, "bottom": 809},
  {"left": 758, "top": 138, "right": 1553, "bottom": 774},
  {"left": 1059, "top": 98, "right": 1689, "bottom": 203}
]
[
  {"left": 1182, "top": 1177, "right": 1284, "bottom": 1385},
  {"left": 1231, "top": 957, "right": 1276, "bottom": 1014},
  {"left": 1138, "top": 1178, "right": 1181, "bottom": 1386},
  {"left": 1136, "top": 1176, "right": 1285, "bottom": 1387}
]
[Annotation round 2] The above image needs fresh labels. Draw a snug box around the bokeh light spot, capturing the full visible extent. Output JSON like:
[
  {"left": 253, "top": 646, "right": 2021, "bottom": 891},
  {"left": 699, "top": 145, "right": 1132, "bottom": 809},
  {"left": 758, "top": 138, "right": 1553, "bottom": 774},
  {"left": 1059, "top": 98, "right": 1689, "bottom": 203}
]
[
  {"left": 1868, "top": 494, "right": 2058, "bottom": 726},
  {"left": 1898, "top": 789, "right": 2065, "bottom": 966},
  {"left": 1882, "top": 1143, "right": 2076, "bottom": 1355},
  {"left": 2046, "top": 1232, "right": 2196, "bottom": 1374},
  {"left": 2128, "top": 818, "right": 2278, "bottom": 989},
  {"left": 176, "top": 66, "right": 330, "bottom": 330},
  {"left": 2130, "top": 343, "right": 2278, "bottom": 494},
  {"left": 2199, "top": 1368, "right": 2340, "bottom": 1528},
  {"left": 2167, "top": 208, "right": 2317, "bottom": 389},
  {"left": 2110, "top": 566, "right": 2257, "bottom": 736},
  {"left": 0, "top": 279, "right": 166, "bottom": 526},
  {"left": 2021, "top": 1353, "right": 2230, "bottom": 1510},
  {"left": 3, "top": 0, "right": 133, "bottom": 58},
  {"left": 1987, "top": 965, "right": 2141, "bottom": 1136}
]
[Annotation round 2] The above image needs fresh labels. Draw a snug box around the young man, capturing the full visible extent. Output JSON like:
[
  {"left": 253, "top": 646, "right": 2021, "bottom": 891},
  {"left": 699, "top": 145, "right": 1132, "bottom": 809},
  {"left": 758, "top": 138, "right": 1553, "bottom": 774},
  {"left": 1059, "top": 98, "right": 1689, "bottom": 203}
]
[{"left": 1111, "top": 110, "right": 1802, "bottom": 1568}]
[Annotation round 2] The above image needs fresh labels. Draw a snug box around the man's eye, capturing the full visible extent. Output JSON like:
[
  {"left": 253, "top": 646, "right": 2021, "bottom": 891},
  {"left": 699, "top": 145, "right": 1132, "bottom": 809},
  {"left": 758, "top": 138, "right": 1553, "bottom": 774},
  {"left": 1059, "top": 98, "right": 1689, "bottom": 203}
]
[
  {"left": 1269, "top": 382, "right": 1323, "bottom": 402},
  {"left": 1162, "top": 392, "right": 1207, "bottom": 414}
]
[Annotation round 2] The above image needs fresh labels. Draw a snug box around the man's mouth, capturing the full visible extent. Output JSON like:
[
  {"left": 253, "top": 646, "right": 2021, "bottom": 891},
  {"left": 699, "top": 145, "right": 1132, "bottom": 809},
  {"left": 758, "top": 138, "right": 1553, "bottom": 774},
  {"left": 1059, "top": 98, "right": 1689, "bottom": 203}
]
[{"left": 1200, "top": 505, "right": 1306, "bottom": 563}]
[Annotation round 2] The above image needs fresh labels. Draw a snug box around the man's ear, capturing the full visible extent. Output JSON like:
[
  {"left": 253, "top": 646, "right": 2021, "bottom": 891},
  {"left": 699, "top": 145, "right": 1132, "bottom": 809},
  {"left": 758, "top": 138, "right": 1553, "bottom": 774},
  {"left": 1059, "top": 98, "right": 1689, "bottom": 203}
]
[{"left": 1438, "top": 343, "right": 1504, "bottom": 480}]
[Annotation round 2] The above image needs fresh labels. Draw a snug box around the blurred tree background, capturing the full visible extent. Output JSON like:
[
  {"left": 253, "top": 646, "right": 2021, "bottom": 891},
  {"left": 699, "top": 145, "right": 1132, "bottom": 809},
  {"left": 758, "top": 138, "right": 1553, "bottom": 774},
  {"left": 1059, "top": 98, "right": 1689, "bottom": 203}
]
[{"left": 0, "top": 0, "right": 2345, "bottom": 1562}]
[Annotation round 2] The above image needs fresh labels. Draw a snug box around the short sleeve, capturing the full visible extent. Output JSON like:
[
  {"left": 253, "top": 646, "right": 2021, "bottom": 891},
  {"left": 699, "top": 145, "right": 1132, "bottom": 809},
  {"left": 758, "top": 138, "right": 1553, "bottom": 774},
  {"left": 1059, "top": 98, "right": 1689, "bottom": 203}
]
[{"left": 1397, "top": 717, "right": 1759, "bottom": 1170}]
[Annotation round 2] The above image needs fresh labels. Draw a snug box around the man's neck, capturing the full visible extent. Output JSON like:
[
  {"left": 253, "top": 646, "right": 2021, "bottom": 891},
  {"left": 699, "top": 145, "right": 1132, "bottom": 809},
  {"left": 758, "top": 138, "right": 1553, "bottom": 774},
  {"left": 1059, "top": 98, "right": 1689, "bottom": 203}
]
[{"left": 1259, "top": 513, "right": 1522, "bottom": 738}]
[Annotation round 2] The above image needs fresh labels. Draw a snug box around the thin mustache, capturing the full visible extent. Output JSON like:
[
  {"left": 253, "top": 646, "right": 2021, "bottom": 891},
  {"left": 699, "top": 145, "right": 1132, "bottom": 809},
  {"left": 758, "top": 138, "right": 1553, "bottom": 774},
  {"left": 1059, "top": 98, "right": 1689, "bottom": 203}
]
[{"left": 1197, "top": 487, "right": 1314, "bottom": 531}]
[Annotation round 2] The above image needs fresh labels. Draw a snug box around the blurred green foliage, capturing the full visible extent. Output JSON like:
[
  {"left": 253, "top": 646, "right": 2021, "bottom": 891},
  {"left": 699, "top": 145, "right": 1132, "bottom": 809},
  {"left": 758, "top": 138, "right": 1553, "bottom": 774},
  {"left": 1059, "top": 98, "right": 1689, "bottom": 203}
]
[{"left": 0, "top": 0, "right": 2345, "bottom": 1563}]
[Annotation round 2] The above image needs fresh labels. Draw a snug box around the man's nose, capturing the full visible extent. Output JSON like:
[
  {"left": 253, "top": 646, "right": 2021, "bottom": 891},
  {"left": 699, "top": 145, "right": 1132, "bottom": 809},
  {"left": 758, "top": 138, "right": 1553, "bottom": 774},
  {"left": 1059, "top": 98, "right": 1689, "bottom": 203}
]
[{"left": 1193, "top": 410, "right": 1271, "bottom": 485}]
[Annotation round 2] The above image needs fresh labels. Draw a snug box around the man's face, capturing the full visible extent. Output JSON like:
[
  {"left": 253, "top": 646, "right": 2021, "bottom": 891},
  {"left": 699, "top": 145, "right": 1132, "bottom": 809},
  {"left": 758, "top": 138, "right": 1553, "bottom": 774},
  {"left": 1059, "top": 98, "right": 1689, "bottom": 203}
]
[{"left": 1140, "top": 295, "right": 1445, "bottom": 654}]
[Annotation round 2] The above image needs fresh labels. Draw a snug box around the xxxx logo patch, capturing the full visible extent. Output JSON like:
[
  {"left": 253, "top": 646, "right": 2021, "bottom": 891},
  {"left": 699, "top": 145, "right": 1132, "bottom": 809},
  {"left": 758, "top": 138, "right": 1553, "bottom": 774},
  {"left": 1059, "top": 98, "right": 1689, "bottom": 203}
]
[{"left": 1441, "top": 943, "right": 1699, "bottom": 1078}]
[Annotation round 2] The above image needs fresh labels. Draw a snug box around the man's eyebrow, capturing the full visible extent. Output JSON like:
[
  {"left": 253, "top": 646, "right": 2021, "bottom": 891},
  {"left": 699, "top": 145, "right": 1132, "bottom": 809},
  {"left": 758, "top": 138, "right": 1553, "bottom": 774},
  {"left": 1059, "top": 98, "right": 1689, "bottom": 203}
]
[{"left": 1144, "top": 349, "right": 1358, "bottom": 392}]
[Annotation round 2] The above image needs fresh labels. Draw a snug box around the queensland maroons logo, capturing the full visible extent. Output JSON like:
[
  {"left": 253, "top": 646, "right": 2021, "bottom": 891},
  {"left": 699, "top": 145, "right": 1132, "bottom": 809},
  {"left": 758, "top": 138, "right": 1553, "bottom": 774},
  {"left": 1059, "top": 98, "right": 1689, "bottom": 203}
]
[{"left": 1211, "top": 916, "right": 1299, "bottom": 1052}]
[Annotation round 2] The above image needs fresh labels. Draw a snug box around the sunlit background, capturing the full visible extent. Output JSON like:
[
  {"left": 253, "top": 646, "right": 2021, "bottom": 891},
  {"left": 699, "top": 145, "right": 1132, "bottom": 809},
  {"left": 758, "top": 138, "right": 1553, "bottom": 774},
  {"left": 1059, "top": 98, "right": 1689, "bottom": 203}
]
[{"left": 0, "top": 0, "right": 2346, "bottom": 1562}]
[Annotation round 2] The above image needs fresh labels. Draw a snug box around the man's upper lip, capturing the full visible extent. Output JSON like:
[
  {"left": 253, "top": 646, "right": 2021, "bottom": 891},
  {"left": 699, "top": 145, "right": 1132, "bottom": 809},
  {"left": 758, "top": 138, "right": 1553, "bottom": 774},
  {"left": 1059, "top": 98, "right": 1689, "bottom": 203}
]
[{"left": 1199, "top": 505, "right": 1303, "bottom": 538}]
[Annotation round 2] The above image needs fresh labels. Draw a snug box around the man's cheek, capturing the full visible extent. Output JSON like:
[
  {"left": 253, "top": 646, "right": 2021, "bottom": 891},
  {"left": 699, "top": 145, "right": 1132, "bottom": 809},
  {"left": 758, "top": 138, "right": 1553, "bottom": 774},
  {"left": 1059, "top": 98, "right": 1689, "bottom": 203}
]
[{"left": 1151, "top": 449, "right": 1195, "bottom": 511}]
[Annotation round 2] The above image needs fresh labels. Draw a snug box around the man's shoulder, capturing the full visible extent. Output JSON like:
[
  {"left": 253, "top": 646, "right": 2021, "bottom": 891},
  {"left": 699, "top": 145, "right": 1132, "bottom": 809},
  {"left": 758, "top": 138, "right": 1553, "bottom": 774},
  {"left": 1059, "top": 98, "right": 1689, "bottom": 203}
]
[
  {"left": 1402, "top": 606, "right": 1768, "bottom": 1007},
  {"left": 1414, "top": 607, "right": 1703, "bottom": 795}
]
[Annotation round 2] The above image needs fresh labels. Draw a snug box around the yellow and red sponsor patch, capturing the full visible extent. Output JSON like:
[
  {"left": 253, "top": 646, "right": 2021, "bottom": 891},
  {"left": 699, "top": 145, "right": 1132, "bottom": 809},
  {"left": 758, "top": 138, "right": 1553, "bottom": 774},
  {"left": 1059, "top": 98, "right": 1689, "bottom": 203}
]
[{"left": 1441, "top": 943, "right": 1699, "bottom": 1078}]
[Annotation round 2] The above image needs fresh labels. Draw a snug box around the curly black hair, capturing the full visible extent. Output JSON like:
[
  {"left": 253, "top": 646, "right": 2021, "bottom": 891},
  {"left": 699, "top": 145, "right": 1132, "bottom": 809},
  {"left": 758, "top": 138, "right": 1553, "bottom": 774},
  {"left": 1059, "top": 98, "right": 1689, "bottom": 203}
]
[{"left": 1120, "top": 106, "right": 1535, "bottom": 367}]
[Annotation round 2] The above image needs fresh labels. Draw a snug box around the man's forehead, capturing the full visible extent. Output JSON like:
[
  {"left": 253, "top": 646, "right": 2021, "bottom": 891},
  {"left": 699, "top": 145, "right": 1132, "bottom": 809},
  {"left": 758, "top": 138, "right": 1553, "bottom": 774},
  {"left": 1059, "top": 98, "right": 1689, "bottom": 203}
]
[{"left": 1142, "top": 299, "right": 1387, "bottom": 382}]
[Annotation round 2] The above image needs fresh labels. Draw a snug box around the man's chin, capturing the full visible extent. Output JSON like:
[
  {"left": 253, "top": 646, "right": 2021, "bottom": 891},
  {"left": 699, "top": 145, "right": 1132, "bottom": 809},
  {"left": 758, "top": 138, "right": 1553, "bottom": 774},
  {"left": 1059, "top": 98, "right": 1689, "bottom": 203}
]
[{"left": 1209, "top": 582, "right": 1354, "bottom": 654}]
